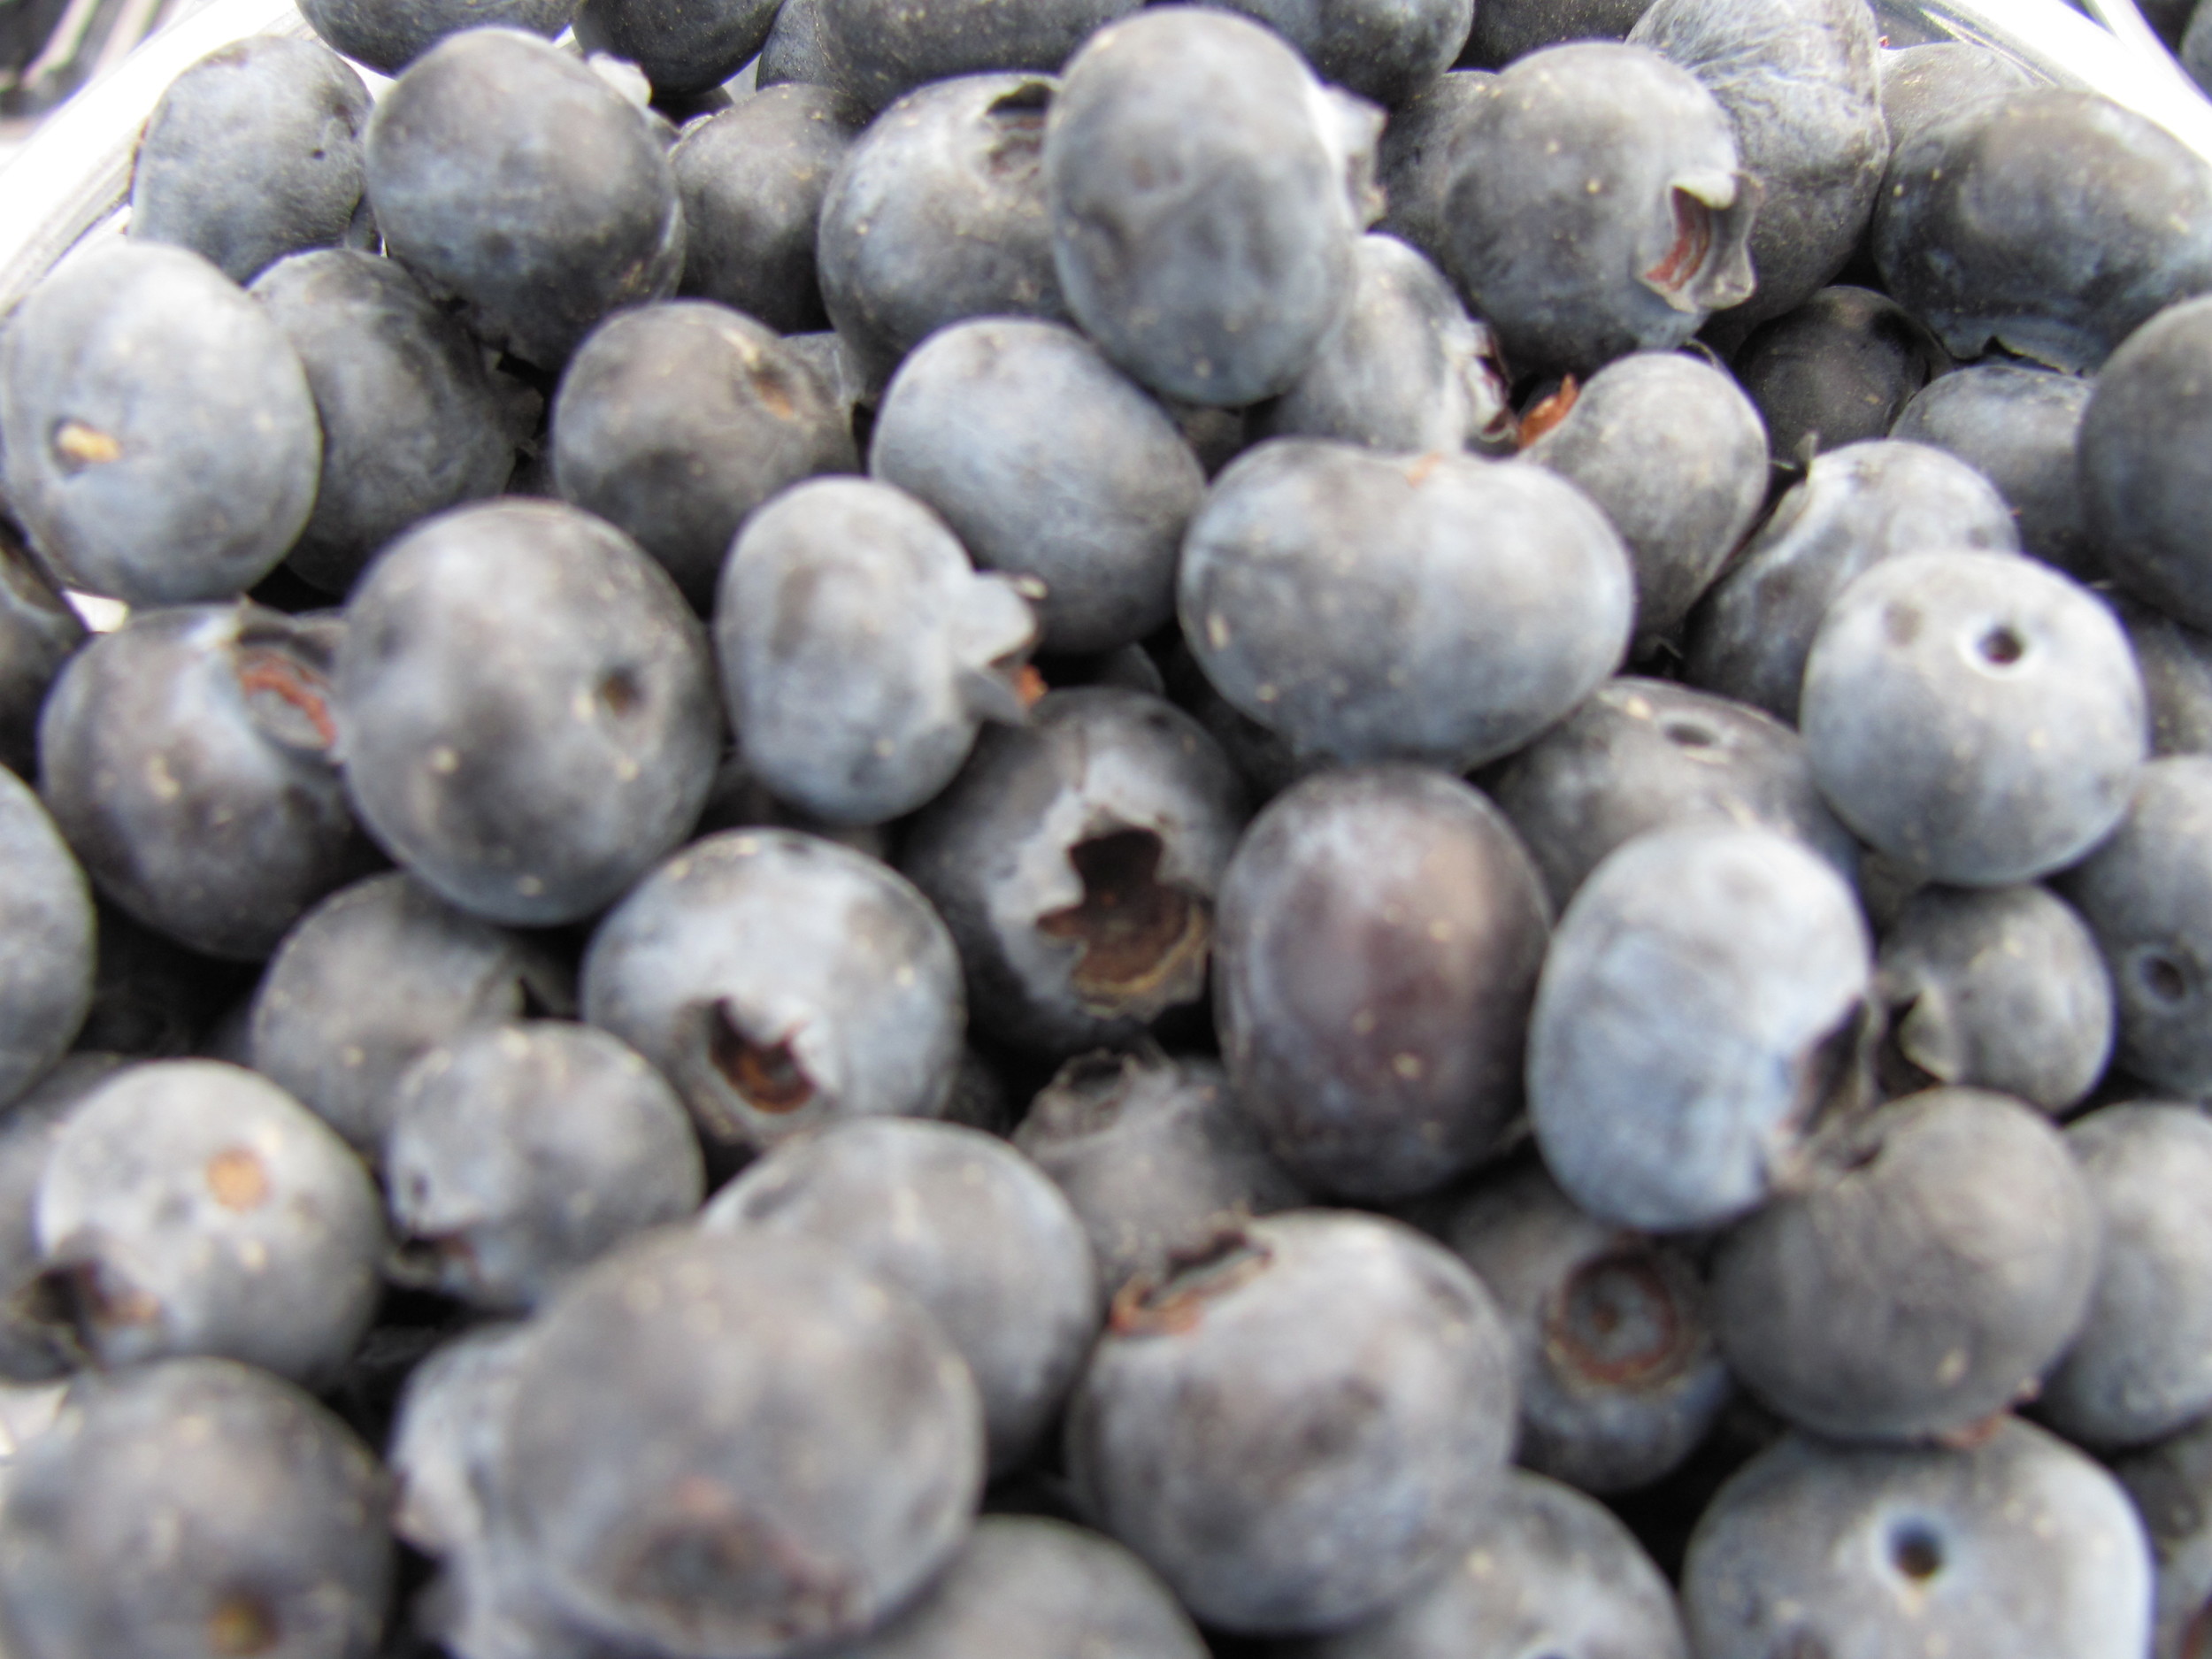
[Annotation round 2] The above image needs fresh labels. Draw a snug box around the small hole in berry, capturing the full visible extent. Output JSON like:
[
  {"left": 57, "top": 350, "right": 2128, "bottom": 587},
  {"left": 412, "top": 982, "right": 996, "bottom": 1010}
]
[
  {"left": 2141, "top": 953, "right": 2190, "bottom": 1004},
  {"left": 598, "top": 667, "right": 643, "bottom": 718},
  {"left": 1890, "top": 1522, "right": 1944, "bottom": 1580},
  {"left": 1661, "top": 718, "right": 1717, "bottom": 749},
  {"left": 1977, "top": 626, "right": 2025, "bottom": 666}
]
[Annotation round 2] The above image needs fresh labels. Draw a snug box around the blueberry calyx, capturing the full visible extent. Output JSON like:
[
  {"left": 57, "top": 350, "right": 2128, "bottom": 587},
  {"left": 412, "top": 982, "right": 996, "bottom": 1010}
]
[
  {"left": 1541, "top": 1247, "right": 1702, "bottom": 1392},
  {"left": 233, "top": 622, "right": 340, "bottom": 752},
  {"left": 610, "top": 1477, "right": 859, "bottom": 1640},
  {"left": 1035, "top": 826, "right": 1210, "bottom": 1018},
  {"left": 1642, "top": 172, "right": 1761, "bottom": 315},
  {"left": 705, "top": 999, "right": 817, "bottom": 1115},
  {"left": 50, "top": 419, "right": 122, "bottom": 472},
  {"left": 1109, "top": 1227, "right": 1272, "bottom": 1336}
]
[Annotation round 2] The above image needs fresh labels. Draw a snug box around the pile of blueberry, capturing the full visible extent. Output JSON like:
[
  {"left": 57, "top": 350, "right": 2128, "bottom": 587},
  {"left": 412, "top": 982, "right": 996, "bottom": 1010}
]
[{"left": 4, "top": 0, "right": 2212, "bottom": 1652}]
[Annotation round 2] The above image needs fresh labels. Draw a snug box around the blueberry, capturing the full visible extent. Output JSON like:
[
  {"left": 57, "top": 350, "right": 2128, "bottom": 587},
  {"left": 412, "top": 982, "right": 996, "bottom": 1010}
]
[
  {"left": 386, "top": 1021, "right": 704, "bottom": 1311},
  {"left": 1714, "top": 1087, "right": 2099, "bottom": 1441},
  {"left": 1890, "top": 361, "right": 2097, "bottom": 580},
  {"left": 1210, "top": 0, "right": 1471, "bottom": 107},
  {"left": 582, "top": 828, "right": 966, "bottom": 1152},
  {"left": 1065, "top": 1210, "right": 1517, "bottom": 1633},
  {"left": 0, "top": 1357, "right": 392, "bottom": 1659},
  {"left": 572, "top": 0, "right": 779, "bottom": 97},
  {"left": 1732, "top": 285, "right": 1948, "bottom": 470},
  {"left": 29, "top": 1059, "right": 385, "bottom": 1386},
  {"left": 489, "top": 1225, "right": 984, "bottom": 1656},
  {"left": 669, "top": 84, "right": 860, "bottom": 335},
  {"left": 250, "top": 871, "right": 575, "bottom": 1156},
  {"left": 2057, "top": 758, "right": 2212, "bottom": 1098},
  {"left": 0, "top": 768, "right": 92, "bottom": 1110},
  {"left": 1444, "top": 1161, "right": 1732, "bottom": 1495},
  {"left": 127, "top": 37, "right": 372, "bottom": 286},
  {"left": 2039, "top": 1103, "right": 2212, "bottom": 1449},
  {"left": 2112, "top": 1411, "right": 2212, "bottom": 1659},
  {"left": 757, "top": 0, "right": 835, "bottom": 89},
  {"left": 298, "top": 0, "right": 576, "bottom": 73},
  {"left": 2113, "top": 592, "right": 2212, "bottom": 758},
  {"left": 0, "top": 1055, "right": 127, "bottom": 1384},
  {"left": 364, "top": 27, "right": 685, "bottom": 369},
  {"left": 870, "top": 317, "right": 1206, "bottom": 654},
  {"left": 817, "top": 74, "right": 1070, "bottom": 389},
  {"left": 1873, "top": 884, "right": 2114, "bottom": 1114},
  {"left": 1213, "top": 764, "right": 1551, "bottom": 1201},
  {"left": 1371, "top": 69, "right": 1490, "bottom": 270},
  {"left": 1179, "top": 442, "right": 1632, "bottom": 769},
  {"left": 37, "top": 603, "right": 379, "bottom": 961},
  {"left": 1518, "top": 350, "right": 1768, "bottom": 650},
  {"left": 1800, "top": 549, "right": 2145, "bottom": 887},
  {"left": 1629, "top": 0, "right": 1887, "bottom": 334},
  {"left": 334, "top": 497, "right": 722, "bottom": 926},
  {"left": 1682, "top": 438, "right": 2021, "bottom": 725},
  {"left": 2079, "top": 294, "right": 2212, "bottom": 632},
  {"left": 715, "top": 477, "right": 1037, "bottom": 826},
  {"left": 388, "top": 1318, "right": 531, "bottom": 1564},
  {"left": 1014, "top": 1048, "right": 1308, "bottom": 1296},
  {"left": 1873, "top": 90, "right": 2212, "bottom": 373},
  {"left": 805, "top": 1514, "right": 1208, "bottom": 1658},
  {"left": 0, "top": 534, "right": 82, "bottom": 780},
  {"left": 1684, "top": 1419, "right": 2152, "bottom": 1659},
  {"left": 703, "top": 1117, "right": 1099, "bottom": 1473},
  {"left": 1269, "top": 1469, "right": 1692, "bottom": 1659},
  {"left": 0, "top": 242, "right": 320, "bottom": 605},
  {"left": 814, "top": 0, "right": 1133, "bottom": 115},
  {"left": 1458, "top": 0, "right": 1652, "bottom": 67},
  {"left": 1484, "top": 676, "right": 1859, "bottom": 912},
  {"left": 1439, "top": 42, "right": 1758, "bottom": 379},
  {"left": 1527, "top": 824, "right": 1872, "bottom": 1233},
  {"left": 551, "top": 301, "right": 858, "bottom": 612},
  {"left": 1877, "top": 41, "right": 2037, "bottom": 153},
  {"left": 250, "top": 249, "right": 518, "bottom": 597},
  {"left": 1251, "top": 234, "right": 1514, "bottom": 456},
  {"left": 899, "top": 687, "right": 1245, "bottom": 1056},
  {"left": 1044, "top": 7, "right": 1382, "bottom": 407}
]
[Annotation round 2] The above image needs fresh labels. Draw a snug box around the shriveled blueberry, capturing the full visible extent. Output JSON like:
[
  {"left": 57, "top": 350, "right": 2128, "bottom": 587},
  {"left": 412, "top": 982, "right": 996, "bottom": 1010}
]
[
  {"left": 335, "top": 498, "right": 721, "bottom": 926},
  {"left": 716, "top": 477, "right": 1037, "bottom": 826},
  {"left": 1372, "top": 69, "right": 1489, "bottom": 268},
  {"left": 1445, "top": 1162, "right": 1731, "bottom": 1495},
  {"left": 1045, "top": 8, "right": 1381, "bottom": 407},
  {"left": 1213, "top": 764, "right": 1549, "bottom": 1201},
  {"left": 1685, "top": 1420, "right": 2152, "bottom": 1659},
  {"left": 1519, "top": 351, "right": 1767, "bottom": 649},
  {"left": 38, "top": 603, "right": 378, "bottom": 960},
  {"left": 2057, "top": 758, "right": 2212, "bottom": 1097},
  {"left": 583, "top": 828, "right": 965, "bottom": 1152},
  {"left": 492, "top": 1226, "right": 984, "bottom": 1657},
  {"left": 1181, "top": 442, "right": 1630, "bottom": 768},
  {"left": 1271, "top": 1469, "right": 1691, "bottom": 1659},
  {"left": 809, "top": 1515, "right": 1206, "bottom": 1659},
  {"left": 703, "top": 1117, "right": 1097, "bottom": 1473},
  {"left": 0, "top": 242, "right": 319, "bottom": 604},
  {"left": 0, "top": 769, "right": 91, "bottom": 1110},
  {"left": 1714, "top": 1087, "right": 2099, "bottom": 1441},
  {"left": 1891, "top": 361, "right": 2095, "bottom": 579},
  {"left": 1439, "top": 42, "right": 1757, "bottom": 379},
  {"left": 0, "top": 534, "right": 81, "bottom": 780},
  {"left": 818, "top": 74, "right": 1070, "bottom": 389},
  {"left": 127, "top": 38, "right": 371, "bottom": 286},
  {"left": 1878, "top": 41, "right": 2038, "bottom": 154},
  {"left": 0, "top": 1056, "right": 127, "bottom": 1384},
  {"left": 815, "top": 0, "right": 1131, "bottom": 114},
  {"left": 552, "top": 302, "right": 857, "bottom": 611},
  {"left": 387, "top": 1021, "right": 703, "bottom": 1311},
  {"left": 572, "top": 0, "right": 779, "bottom": 96},
  {"left": 1459, "top": 0, "right": 1649, "bottom": 65},
  {"left": 1682, "top": 439, "right": 2021, "bottom": 725},
  {"left": 1630, "top": 0, "right": 1887, "bottom": 334},
  {"left": 365, "top": 28, "right": 685, "bottom": 369},
  {"left": 1067, "top": 1210, "right": 1517, "bottom": 1634},
  {"left": 2113, "top": 1412, "right": 2212, "bottom": 1659},
  {"left": 1801, "top": 549, "right": 2145, "bottom": 886},
  {"left": 871, "top": 318, "right": 1202, "bottom": 654},
  {"left": 250, "top": 872, "right": 574, "bottom": 1156},
  {"left": 1874, "top": 884, "right": 2113, "bottom": 1114},
  {"left": 1251, "top": 234, "right": 1512, "bottom": 456},
  {"left": 29, "top": 1060, "right": 384, "bottom": 1386},
  {"left": 2114, "top": 593, "right": 2212, "bottom": 758},
  {"left": 1485, "top": 677, "right": 1857, "bottom": 912},
  {"left": 2039, "top": 1104, "right": 2212, "bottom": 1448},
  {"left": 299, "top": 0, "right": 575, "bottom": 73},
  {"left": 1528, "top": 824, "right": 1871, "bottom": 1233},
  {"left": 1212, "top": 0, "right": 1469, "bottom": 106},
  {"left": 0, "top": 1358, "right": 391, "bottom": 1659},
  {"left": 2080, "top": 294, "right": 2212, "bottom": 632},
  {"left": 1873, "top": 90, "right": 2212, "bottom": 373},
  {"left": 251, "top": 249, "right": 517, "bottom": 596},
  {"left": 671, "top": 85, "right": 859, "bottom": 335},
  {"left": 900, "top": 687, "right": 1245, "bottom": 1056},
  {"left": 1733, "top": 286, "right": 1947, "bottom": 469}
]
